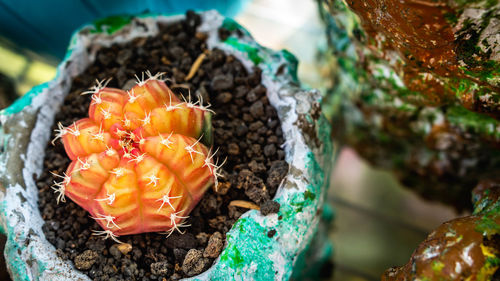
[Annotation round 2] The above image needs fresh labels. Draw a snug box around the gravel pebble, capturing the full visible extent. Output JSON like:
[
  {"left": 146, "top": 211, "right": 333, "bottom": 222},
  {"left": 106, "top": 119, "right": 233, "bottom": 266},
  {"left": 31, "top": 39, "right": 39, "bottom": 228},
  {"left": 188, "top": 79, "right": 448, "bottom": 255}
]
[
  {"left": 203, "top": 232, "right": 224, "bottom": 258},
  {"left": 151, "top": 260, "right": 170, "bottom": 276},
  {"left": 216, "top": 92, "right": 232, "bottom": 103},
  {"left": 228, "top": 143, "right": 240, "bottom": 155},
  {"left": 264, "top": 144, "right": 277, "bottom": 157},
  {"left": 249, "top": 101, "right": 264, "bottom": 118},
  {"left": 182, "top": 249, "right": 209, "bottom": 277},
  {"left": 260, "top": 200, "right": 281, "bottom": 216},
  {"left": 211, "top": 74, "right": 234, "bottom": 91},
  {"left": 109, "top": 244, "right": 122, "bottom": 259},
  {"left": 267, "top": 160, "right": 289, "bottom": 191},
  {"left": 74, "top": 250, "right": 98, "bottom": 270}
]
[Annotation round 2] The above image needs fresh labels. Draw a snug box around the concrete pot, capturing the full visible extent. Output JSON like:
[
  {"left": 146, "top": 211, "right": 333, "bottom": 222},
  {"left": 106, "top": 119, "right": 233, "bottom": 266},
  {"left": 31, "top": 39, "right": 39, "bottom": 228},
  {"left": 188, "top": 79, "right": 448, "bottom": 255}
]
[{"left": 0, "top": 11, "right": 334, "bottom": 281}]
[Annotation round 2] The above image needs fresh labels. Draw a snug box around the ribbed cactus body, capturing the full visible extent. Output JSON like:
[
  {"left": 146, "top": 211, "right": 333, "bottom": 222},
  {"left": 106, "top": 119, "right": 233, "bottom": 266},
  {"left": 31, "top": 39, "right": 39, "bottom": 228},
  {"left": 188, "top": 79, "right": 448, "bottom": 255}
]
[{"left": 56, "top": 77, "right": 215, "bottom": 236}]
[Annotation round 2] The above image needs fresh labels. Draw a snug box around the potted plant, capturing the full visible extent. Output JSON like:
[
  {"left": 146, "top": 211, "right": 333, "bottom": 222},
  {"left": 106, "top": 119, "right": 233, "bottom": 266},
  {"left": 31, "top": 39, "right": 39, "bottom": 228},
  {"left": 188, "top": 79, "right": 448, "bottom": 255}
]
[{"left": 0, "top": 10, "right": 333, "bottom": 280}]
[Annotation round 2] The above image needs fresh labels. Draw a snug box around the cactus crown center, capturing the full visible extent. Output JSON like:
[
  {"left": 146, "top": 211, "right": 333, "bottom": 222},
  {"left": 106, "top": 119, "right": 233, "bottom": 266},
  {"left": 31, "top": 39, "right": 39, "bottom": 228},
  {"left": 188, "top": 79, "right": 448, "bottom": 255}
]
[{"left": 51, "top": 73, "right": 218, "bottom": 239}]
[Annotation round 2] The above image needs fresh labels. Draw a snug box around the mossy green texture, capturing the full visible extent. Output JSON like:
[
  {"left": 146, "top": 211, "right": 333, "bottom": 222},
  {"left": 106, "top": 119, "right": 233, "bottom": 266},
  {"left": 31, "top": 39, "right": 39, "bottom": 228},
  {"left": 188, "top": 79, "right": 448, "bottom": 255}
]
[
  {"left": 320, "top": 0, "right": 499, "bottom": 210},
  {"left": 473, "top": 190, "right": 500, "bottom": 237},
  {"left": 322, "top": 0, "right": 499, "bottom": 136},
  {"left": 447, "top": 106, "right": 500, "bottom": 139}
]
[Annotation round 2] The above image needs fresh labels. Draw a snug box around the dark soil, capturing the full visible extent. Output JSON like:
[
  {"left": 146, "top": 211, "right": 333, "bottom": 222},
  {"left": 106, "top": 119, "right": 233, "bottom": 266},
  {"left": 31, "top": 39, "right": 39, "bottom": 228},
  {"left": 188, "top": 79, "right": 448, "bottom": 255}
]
[{"left": 36, "top": 11, "right": 287, "bottom": 281}]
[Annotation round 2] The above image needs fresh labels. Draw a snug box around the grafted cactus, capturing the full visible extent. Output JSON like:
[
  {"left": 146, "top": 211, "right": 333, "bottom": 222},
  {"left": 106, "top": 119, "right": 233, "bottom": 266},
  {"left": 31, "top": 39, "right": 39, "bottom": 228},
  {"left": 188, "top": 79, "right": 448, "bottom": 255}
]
[{"left": 51, "top": 73, "right": 219, "bottom": 239}]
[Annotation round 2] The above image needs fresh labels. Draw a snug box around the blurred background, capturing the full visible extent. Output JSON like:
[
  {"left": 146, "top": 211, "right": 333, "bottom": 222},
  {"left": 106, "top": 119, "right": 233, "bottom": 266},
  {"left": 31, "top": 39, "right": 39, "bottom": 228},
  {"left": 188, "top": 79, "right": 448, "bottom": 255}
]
[{"left": 0, "top": 0, "right": 465, "bottom": 280}]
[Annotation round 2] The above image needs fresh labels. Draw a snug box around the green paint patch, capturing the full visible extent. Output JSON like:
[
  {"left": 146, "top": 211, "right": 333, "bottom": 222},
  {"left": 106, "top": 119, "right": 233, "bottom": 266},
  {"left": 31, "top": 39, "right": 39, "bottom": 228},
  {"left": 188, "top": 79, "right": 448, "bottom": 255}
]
[
  {"left": 290, "top": 202, "right": 304, "bottom": 213},
  {"left": 304, "top": 190, "right": 316, "bottom": 201},
  {"left": 432, "top": 261, "right": 445, "bottom": 273},
  {"left": 322, "top": 202, "right": 335, "bottom": 222},
  {"left": 475, "top": 202, "right": 500, "bottom": 236},
  {"left": 281, "top": 49, "right": 299, "bottom": 82},
  {"left": 461, "top": 60, "right": 500, "bottom": 82},
  {"left": 486, "top": 256, "right": 500, "bottom": 267},
  {"left": 444, "top": 12, "right": 458, "bottom": 25},
  {"left": 337, "top": 57, "right": 358, "bottom": 80},
  {"left": 219, "top": 244, "right": 244, "bottom": 268},
  {"left": 224, "top": 37, "right": 263, "bottom": 65},
  {"left": 278, "top": 204, "right": 296, "bottom": 220},
  {"left": 222, "top": 18, "right": 244, "bottom": 32},
  {"left": 236, "top": 217, "right": 248, "bottom": 234},
  {"left": 0, "top": 202, "right": 6, "bottom": 235},
  {"left": 4, "top": 215, "right": 30, "bottom": 281},
  {"left": 474, "top": 198, "right": 492, "bottom": 215},
  {"left": 215, "top": 216, "right": 279, "bottom": 280},
  {"left": 305, "top": 152, "right": 325, "bottom": 189},
  {"left": 289, "top": 186, "right": 319, "bottom": 213},
  {"left": 360, "top": 91, "right": 377, "bottom": 104},
  {"left": 281, "top": 49, "right": 298, "bottom": 67},
  {"left": 92, "top": 15, "right": 133, "bottom": 34},
  {"left": 289, "top": 187, "right": 319, "bottom": 214}
]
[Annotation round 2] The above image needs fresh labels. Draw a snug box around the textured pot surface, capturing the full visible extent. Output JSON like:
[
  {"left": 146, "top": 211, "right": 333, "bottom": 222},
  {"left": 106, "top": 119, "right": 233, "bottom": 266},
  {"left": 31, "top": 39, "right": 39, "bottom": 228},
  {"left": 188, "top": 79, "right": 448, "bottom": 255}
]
[
  {"left": 319, "top": 0, "right": 499, "bottom": 210},
  {"left": 317, "top": 0, "right": 499, "bottom": 279},
  {"left": 0, "top": 11, "right": 333, "bottom": 281}
]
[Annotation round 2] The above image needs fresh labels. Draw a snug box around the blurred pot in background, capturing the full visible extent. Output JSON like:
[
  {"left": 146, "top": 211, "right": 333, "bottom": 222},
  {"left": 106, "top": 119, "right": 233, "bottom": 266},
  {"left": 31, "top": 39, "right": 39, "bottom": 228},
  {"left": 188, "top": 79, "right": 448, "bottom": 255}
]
[
  {"left": 318, "top": 0, "right": 499, "bottom": 211},
  {"left": 318, "top": 1, "right": 500, "bottom": 279},
  {"left": 383, "top": 178, "right": 500, "bottom": 280}
]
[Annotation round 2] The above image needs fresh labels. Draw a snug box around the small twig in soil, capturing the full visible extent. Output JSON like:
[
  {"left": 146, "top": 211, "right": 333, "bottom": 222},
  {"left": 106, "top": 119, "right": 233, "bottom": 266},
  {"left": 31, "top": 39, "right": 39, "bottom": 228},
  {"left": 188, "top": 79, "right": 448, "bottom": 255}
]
[
  {"left": 229, "top": 200, "right": 260, "bottom": 210},
  {"left": 185, "top": 52, "right": 207, "bottom": 81}
]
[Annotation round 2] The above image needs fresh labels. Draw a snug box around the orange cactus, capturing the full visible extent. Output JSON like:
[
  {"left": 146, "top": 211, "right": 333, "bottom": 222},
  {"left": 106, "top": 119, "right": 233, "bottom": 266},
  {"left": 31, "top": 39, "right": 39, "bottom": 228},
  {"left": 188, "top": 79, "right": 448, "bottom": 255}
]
[{"left": 51, "top": 74, "right": 219, "bottom": 239}]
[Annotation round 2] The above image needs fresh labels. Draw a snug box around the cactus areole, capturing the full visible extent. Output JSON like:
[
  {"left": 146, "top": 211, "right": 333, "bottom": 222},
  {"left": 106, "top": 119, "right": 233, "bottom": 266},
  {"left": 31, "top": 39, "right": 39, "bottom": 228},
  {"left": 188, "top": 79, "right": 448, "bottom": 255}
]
[{"left": 52, "top": 74, "right": 217, "bottom": 237}]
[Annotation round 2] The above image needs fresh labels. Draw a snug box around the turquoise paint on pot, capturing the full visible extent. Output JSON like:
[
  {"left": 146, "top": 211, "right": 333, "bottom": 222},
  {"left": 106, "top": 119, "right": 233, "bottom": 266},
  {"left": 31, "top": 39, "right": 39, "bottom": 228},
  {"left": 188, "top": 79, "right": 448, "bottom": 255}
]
[
  {"left": 3, "top": 212, "right": 29, "bottom": 281},
  {"left": 0, "top": 202, "right": 6, "bottom": 235},
  {"left": 221, "top": 18, "right": 249, "bottom": 35},
  {"left": 0, "top": 11, "right": 334, "bottom": 280},
  {"left": 223, "top": 37, "right": 264, "bottom": 65}
]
